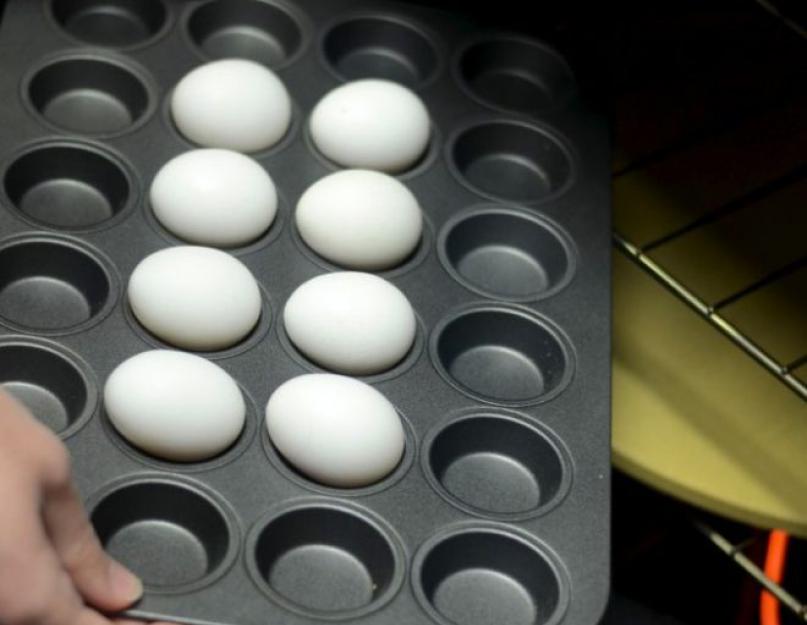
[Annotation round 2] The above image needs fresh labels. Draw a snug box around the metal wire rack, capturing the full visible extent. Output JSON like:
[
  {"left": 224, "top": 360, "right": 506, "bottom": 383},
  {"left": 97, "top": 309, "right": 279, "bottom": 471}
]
[
  {"left": 696, "top": 520, "right": 807, "bottom": 621},
  {"left": 614, "top": 131, "right": 807, "bottom": 624},
  {"left": 613, "top": 164, "right": 807, "bottom": 401},
  {"left": 614, "top": 175, "right": 807, "bottom": 620},
  {"left": 614, "top": 0, "right": 807, "bottom": 404},
  {"left": 614, "top": 3, "right": 807, "bottom": 617}
]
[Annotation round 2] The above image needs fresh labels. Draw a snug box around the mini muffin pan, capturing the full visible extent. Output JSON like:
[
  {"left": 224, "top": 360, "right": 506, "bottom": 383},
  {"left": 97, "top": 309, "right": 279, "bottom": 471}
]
[{"left": 0, "top": 1, "right": 610, "bottom": 624}]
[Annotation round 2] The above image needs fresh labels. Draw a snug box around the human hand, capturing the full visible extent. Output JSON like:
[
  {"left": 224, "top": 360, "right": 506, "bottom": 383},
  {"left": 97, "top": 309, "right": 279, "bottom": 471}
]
[{"left": 0, "top": 390, "right": 172, "bottom": 625}]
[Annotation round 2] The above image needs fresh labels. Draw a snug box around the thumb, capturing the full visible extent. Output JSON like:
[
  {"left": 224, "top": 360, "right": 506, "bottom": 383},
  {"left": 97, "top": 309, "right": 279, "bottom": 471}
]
[{"left": 42, "top": 459, "right": 143, "bottom": 611}]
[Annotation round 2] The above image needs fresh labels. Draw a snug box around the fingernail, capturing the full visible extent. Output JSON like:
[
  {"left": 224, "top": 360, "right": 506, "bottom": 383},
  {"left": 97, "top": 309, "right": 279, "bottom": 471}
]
[{"left": 109, "top": 559, "right": 143, "bottom": 602}]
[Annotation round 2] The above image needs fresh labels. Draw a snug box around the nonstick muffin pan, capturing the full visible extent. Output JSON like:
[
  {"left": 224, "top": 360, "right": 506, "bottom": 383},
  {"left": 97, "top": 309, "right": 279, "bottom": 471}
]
[{"left": 0, "top": 1, "right": 610, "bottom": 624}]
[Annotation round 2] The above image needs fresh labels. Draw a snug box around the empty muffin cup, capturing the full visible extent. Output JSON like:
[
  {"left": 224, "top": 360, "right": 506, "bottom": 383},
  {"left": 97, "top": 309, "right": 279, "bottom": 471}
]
[
  {"left": 50, "top": 0, "right": 168, "bottom": 47},
  {"left": 322, "top": 15, "right": 437, "bottom": 88},
  {"left": 439, "top": 207, "right": 574, "bottom": 301},
  {"left": 432, "top": 306, "right": 572, "bottom": 405},
  {"left": 90, "top": 478, "right": 236, "bottom": 590},
  {"left": 27, "top": 56, "right": 152, "bottom": 135},
  {"left": 458, "top": 37, "right": 575, "bottom": 114},
  {"left": 414, "top": 528, "right": 567, "bottom": 625},
  {"left": 0, "top": 339, "right": 95, "bottom": 438},
  {"left": 0, "top": 236, "right": 115, "bottom": 333},
  {"left": 424, "top": 412, "right": 569, "bottom": 518},
  {"left": 449, "top": 121, "right": 572, "bottom": 203},
  {"left": 187, "top": 0, "right": 305, "bottom": 67},
  {"left": 249, "top": 502, "right": 403, "bottom": 617},
  {"left": 4, "top": 142, "right": 132, "bottom": 229}
]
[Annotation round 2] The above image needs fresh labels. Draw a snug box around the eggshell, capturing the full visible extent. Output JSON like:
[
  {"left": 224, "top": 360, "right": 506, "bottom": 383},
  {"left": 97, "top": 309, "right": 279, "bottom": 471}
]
[
  {"left": 105, "top": 350, "right": 246, "bottom": 462},
  {"left": 128, "top": 246, "right": 262, "bottom": 350},
  {"left": 171, "top": 59, "right": 292, "bottom": 153},
  {"left": 296, "top": 170, "right": 422, "bottom": 270},
  {"left": 310, "top": 79, "right": 430, "bottom": 172},
  {"left": 284, "top": 272, "right": 416, "bottom": 375},
  {"left": 265, "top": 373, "right": 405, "bottom": 487},
  {"left": 151, "top": 149, "right": 277, "bottom": 247}
]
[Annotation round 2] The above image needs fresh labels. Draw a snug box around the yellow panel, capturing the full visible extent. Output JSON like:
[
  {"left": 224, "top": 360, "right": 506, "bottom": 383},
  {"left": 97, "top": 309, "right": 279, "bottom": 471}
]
[
  {"left": 613, "top": 251, "right": 807, "bottom": 535},
  {"left": 649, "top": 179, "right": 807, "bottom": 304},
  {"left": 721, "top": 267, "right": 807, "bottom": 366}
]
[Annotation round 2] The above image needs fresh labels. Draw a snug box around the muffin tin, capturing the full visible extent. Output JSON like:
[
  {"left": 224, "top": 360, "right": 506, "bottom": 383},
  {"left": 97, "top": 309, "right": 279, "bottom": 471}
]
[{"left": 0, "top": 1, "right": 610, "bottom": 624}]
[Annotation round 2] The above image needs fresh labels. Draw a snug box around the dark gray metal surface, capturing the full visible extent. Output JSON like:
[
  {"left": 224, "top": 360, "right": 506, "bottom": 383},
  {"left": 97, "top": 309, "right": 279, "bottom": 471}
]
[{"left": 0, "top": 1, "right": 611, "bottom": 624}]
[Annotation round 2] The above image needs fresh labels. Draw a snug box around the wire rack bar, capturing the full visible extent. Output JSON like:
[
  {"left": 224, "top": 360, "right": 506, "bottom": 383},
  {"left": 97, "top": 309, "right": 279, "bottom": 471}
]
[
  {"left": 753, "top": 0, "right": 807, "bottom": 39},
  {"left": 712, "top": 255, "right": 807, "bottom": 311},
  {"left": 640, "top": 166, "right": 807, "bottom": 253},
  {"left": 788, "top": 353, "right": 807, "bottom": 373},
  {"left": 695, "top": 521, "right": 807, "bottom": 620},
  {"left": 613, "top": 232, "right": 807, "bottom": 400},
  {"left": 614, "top": 20, "right": 807, "bottom": 402}
]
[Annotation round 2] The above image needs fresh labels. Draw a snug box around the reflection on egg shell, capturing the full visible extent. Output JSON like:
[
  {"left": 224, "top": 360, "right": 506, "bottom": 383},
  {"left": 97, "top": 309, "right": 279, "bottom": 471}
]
[
  {"left": 151, "top": 149, "right": 277, "bottom": 248},
  {"left": 105, "top": 350, "right": 246, "bottom": 462},
  {"left": 265, "top": 373, "right": 405, "bottom": 487},
  {"left": 284, "top": 272, "right": 416, "bottom": 375},
  {"left": 171, "top": 59, "right": 292, "bottom": 153},
  {"left": 296, "top": 170, "right": 422, "bottom": 270},
  {"left": 310, "top": 79, "right": 430, "bottom": 172},
  {"left": 128, "top": 246, "right": 262, "bottom": 351}
]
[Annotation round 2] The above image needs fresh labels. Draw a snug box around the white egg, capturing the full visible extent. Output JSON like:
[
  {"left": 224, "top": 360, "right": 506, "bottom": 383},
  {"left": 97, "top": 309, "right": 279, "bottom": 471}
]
[
  {"left": 151, "top": 149, "right": 278, "bottom": 248},
  {"left": 129, "top": 246, "right": 262, "bottom": 350},
  {"left": 284, "top": 272, "right": 416, "bottom": 375},
  {"left": 310, "top": 79, "right": 430, "bottom": 173},
  {"left": 105, "top": 350, "right": 246, "bottom": 462},
  {"left": 171, "top": 59, "right": 292, "bottom": 153},
  {"left": 266, "top": 374, "right": 405, "bottom": 487},
  {"left": 296, "top": 170, "right": 422, "bottom": 270}
]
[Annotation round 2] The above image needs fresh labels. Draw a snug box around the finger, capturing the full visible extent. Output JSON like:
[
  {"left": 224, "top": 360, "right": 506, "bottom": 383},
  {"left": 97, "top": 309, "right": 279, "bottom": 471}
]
[
  {"left": 0, "top": 386, "right": 29, "bottom": 419},
  {"left": 113, "top": 621, "right": 177, "bottom": 625},
  {"left": 0, "top": 481, "right": 104, "bottom": 625},
  {"left": 71, "top": 606, "right": 120, "bottom": 625},
  {"left": 0, "top": 389, "right": 75, "bottom": 486},
  {"left": 0, "top": 392, "right": 123, "bottom": 625},
  {"left": 0, "top": 388, "right": 54, "bottom": 436},
  {"left": 42, "top": 463, "right": 143, "bottom": 612},
  {"left": 0, "top": 389, "right": 47, "bottom": 450}
]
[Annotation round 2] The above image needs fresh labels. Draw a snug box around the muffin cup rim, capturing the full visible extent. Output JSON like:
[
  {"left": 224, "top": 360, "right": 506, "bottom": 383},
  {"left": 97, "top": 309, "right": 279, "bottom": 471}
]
[
  {"left": 419, "top": 406, "right": 574, "bottom": 521},
  {"left": 245, "top": 496, "right": 407, "bottom": 620},
  {"left": 20, "top": 49, "right": 160, "bottom": 139},
  {"left": 317, "top": 10, "right": 444, "bottom": 89},
  {"left": 436, "top": 203, "right": 578, "bottom": 303},
  {"left": 1, "top": 135, "right": 141, "bottom": 234},
  {"left": 0, "top": 231, "right": 121, "bottom": 336},
  {"left": 451, "top": 31, "right": 578, "bottom": 116},
  {"left": 180, "top": 0, "right": 314, "bottom": 70},
  {"left": 445, "top": 116, "right": 578, "bottom": 205},
  {"left": 428, "top": 302, "right": 577, "bottom": 407},
  {"left": 45, "top": 0, "right": 174, "bottom": 51},
  {"left": 86, "top": 471, "right": 242, "bottom": 595},
  {"left": 0, "top": 334, "right": 98, "bottom": 440},
  {"left": 411, "top": 521, "right": 571, "bottom": 625}
]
